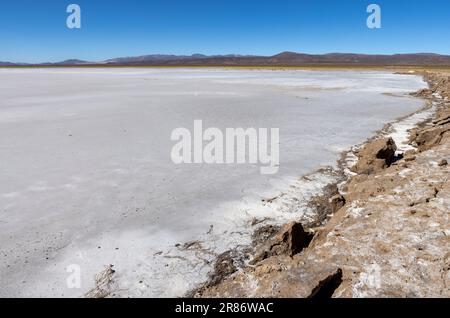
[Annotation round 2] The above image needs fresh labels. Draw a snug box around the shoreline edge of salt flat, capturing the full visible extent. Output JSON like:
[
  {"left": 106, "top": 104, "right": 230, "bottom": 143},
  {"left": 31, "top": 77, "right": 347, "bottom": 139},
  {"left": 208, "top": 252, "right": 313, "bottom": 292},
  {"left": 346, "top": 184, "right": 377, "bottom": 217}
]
[{"left": 0, "top": 69, "right": 429, "bottom": 297}]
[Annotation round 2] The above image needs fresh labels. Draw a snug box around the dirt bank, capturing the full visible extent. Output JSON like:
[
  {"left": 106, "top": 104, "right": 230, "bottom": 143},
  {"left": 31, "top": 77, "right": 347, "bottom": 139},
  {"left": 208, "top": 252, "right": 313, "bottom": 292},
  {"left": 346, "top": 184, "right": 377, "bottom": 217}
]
[{"left": 192, "top": 71, "right": 450, "bottom": 298}]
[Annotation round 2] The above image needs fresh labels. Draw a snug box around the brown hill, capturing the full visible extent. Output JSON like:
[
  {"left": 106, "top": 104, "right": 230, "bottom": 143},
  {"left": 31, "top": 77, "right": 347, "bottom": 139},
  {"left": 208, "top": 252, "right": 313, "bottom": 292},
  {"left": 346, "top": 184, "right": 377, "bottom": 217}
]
[{"left": 3, "top": 52, "right": 450, "bottom": 66}]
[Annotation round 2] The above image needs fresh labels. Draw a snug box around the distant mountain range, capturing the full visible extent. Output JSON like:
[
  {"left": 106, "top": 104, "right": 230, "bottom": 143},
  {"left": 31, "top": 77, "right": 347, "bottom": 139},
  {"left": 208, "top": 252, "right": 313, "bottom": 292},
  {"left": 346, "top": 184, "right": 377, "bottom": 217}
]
[{"left": 2, "top": 52, "right": 450, "bottom": 66}]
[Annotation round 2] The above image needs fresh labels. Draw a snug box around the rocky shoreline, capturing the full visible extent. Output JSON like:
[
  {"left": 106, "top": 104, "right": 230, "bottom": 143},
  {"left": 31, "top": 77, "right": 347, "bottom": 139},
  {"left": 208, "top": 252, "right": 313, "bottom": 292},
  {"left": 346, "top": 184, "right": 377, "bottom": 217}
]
[{"left": 191, "top": 71, "right": 450, "bottom": 298}]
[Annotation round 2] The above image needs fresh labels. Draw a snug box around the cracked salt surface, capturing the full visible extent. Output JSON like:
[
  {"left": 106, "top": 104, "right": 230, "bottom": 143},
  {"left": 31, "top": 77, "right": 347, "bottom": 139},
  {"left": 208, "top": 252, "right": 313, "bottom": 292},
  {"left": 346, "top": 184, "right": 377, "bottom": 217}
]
[{"left": 0, "top": 69, "right": 427, "bottom": 297}]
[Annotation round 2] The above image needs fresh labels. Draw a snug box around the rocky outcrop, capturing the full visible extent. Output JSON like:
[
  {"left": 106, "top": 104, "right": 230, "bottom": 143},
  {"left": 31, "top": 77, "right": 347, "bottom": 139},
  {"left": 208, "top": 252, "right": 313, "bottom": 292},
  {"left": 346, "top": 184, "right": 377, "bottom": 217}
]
[
  {"left": 307, "top": 268, "right": 343, "bottom": 298},
  {"left": 412, "top": 106, "right": 450, "bottom": 152},
  {"left": 330, "top": 194, "right": 346, "bottom": 213},
  {"left": 251, "top": 222, "right": 313, "bottom": 264},
  {"left": 413, "top": 72, "right": 450, "bottom": 100},
  {"left": 352, "top": 138, "right": 397, "bottom": 174},
  {"left": 193, "top": 72, "right": 450, "bottom": 298}
]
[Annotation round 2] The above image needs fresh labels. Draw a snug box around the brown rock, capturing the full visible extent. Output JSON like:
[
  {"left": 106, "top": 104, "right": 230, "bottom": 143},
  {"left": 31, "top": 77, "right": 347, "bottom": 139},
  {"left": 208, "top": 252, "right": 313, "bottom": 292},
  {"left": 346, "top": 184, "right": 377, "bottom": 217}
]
[
  {"left": 438, "top": 159, "right": 448, "bottom": 166},
  {"left": 353, "top": 138, "right": 397, "bottom": 174},
  {"left": 330, "top": 194, "right": 346, "bottom": 213},
  {"left": 251, "top": 222, "right": 313, "bottom": 264},
  {"left": 307, "top": 268, "right": 343, "bottom": 298},
  {"left": 433, "top": 115, "right": 450, "bottom": 126},
  {"left": 415, "top": 125, "right": 449, "bottom": 151}
]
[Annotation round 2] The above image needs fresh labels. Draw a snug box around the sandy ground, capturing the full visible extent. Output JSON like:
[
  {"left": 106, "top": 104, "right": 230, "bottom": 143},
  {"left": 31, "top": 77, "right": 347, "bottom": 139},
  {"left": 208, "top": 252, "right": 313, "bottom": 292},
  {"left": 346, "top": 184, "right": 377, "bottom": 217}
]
[{"left": 0, "top": 68, "right": 427, "bottom": 297}]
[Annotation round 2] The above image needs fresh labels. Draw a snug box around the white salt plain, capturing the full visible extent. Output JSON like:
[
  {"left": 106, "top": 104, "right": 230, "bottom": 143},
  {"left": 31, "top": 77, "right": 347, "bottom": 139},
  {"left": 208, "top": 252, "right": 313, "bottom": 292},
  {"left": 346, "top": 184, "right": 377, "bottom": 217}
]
[{"left": 0, "top": 69, "right": 427, "bottom": 297}]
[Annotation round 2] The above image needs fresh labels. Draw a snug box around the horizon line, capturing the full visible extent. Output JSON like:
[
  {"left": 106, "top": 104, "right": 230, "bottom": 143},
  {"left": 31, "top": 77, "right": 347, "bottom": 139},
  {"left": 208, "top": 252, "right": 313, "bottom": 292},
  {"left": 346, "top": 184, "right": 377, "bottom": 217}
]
[{"left": 2, "top": 51, "right": 450, "bottom": 65}]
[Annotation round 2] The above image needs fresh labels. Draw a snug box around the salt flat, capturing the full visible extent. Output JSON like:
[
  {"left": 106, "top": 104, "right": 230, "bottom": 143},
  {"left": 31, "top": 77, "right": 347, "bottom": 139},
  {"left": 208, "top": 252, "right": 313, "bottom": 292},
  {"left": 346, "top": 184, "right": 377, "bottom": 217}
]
[{"left": 0, "top": 68, "right": 426, "bottom": 297}]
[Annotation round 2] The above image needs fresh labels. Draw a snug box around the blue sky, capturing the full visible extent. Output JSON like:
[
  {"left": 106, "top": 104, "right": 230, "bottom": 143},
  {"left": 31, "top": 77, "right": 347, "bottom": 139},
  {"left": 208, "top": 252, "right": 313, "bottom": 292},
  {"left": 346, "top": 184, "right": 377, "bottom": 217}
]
[{"left": 0, "top": 0, "right": 449, "bottom": 63}]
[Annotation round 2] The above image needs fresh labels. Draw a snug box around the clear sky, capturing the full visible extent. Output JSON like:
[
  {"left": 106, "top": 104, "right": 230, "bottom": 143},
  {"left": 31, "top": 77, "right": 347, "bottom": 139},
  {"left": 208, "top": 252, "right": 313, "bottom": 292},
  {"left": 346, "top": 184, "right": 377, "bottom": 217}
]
[{"left": 0, "top": 0, "right": 449, "bottom": 63}]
